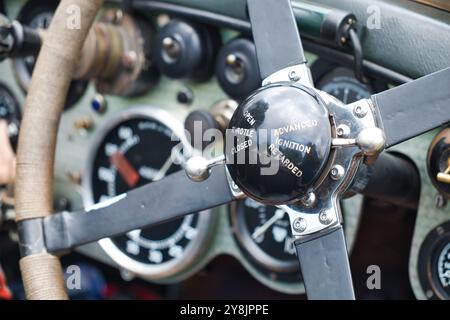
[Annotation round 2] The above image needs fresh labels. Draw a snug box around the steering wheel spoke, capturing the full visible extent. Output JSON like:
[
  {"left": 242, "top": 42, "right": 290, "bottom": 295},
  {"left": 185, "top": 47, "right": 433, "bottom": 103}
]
[
  {"left": 370, "top": 67, "right": 450, "bottom": 148},
  {"left": 294, "top": 223, "right": 355, "bottom": 300},
  {"left": 247, "top": 0, "right": 312, "bottom": 86},
  {"left": 281, "top": 200, "right": 354, "bottom": 299},
  {"left": 38, "top": 164, "right": 236, "bottom": 253}
]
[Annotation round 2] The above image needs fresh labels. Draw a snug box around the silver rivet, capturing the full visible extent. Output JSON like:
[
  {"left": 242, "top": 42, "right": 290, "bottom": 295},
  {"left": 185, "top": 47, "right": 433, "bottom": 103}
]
[
  {"left": 353, "top": 104, "right": 368, "bottom": 118},
  {"left": 292, "top": 218, "right": 307, "bottom": 233},
  {"left": 300, "top": 192, "right": 316, "bottom": 208},
  {"left": 288, "top": 69, "right": 300, "bottom": 81},
  {"left": 319, "top": 211, "right": 332, "bottom": 225},
  {"left": 330, "top": 165, "right": 345, "bottom": 180},
  {"left": 336, "top": 124, "right": 350, "bottom": 138}
]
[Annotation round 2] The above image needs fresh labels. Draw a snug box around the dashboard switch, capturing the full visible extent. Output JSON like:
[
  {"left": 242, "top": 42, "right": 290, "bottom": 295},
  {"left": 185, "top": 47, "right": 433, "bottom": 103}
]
[
  {"left": 428, "top": 127, "right": 450, "bottom": 198},
  {"left": 154, "top": 19, "right": 221, "bottom": 81},
  {"left": 184, "top": 110, "right": 219, "bottom": 151},
  {"left": 436, "top": 162, "right": 450, "bottom": 184},
  {"left": 216, "top": 37, "right": 261, "bottom": 100}
]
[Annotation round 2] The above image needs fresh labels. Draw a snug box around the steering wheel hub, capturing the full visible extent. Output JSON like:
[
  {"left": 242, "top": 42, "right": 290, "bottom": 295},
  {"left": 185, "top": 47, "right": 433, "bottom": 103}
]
[{"left": 226, "top": 83, "right": 332, "bottom": 205}]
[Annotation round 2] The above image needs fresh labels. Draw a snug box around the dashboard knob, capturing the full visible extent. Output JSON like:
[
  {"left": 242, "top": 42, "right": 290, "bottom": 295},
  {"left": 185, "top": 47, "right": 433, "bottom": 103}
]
[
  {"left": 215, "top": 37, "right": 261, "bottom": 100},
  {"left": 184, "top": 110, "right": 219, "bottom": 151},
  {"left": 153, "top": 19, "right": 220, "bottom": 81},
  {"left": 428, "top": 127, "right": 450, "bottom": 198},
  {"left": 226, "top": 83, "right": 332, "bottom": 205}
]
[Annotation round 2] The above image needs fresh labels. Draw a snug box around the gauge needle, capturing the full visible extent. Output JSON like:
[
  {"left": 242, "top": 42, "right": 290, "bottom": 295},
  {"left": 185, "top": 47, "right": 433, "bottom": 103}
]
[
  {"left": 110, "top": 152, "right": 140, "bottom": 188},
  {"left": 152, "top": 154, "right": 174, "bottom": 182},
  {"left": 251, "top": 209, "right": 286, "bottom": 240}
]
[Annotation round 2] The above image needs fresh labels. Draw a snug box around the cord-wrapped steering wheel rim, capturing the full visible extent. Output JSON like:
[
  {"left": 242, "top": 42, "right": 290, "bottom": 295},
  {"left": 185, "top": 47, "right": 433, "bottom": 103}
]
[{"left": 15, "top": 0, "right": 103, "bottom": 300}]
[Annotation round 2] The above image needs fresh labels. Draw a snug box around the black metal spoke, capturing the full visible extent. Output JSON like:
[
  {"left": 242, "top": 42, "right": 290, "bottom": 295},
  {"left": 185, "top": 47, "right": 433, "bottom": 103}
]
[
  {"left": 372, "top": 67, "right": 450, "bottom": 148},
  {"left": 295, "top": 225, "right": 355, "bottom": 300},
  {"left": 247, "top": 0, "right": 306, "bottom": 79},
  {"left": 39, "top": 164, "right": 235, "bottom": 253}
]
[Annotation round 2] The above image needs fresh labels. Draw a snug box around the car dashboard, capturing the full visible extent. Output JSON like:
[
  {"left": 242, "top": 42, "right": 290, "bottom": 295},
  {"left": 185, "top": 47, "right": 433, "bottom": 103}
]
[{"left": 0, "top": 0, "right": 449, "bottom": 300}]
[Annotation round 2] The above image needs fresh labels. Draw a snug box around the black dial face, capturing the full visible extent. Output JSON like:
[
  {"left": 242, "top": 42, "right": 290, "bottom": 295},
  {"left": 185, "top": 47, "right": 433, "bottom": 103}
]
[
  {"left": 90, "top": 115, "right": 204, "bottom": 268},
  {"left": 231, "top": 198, "right": 300, "bottom": 280},
  {"left": 437, "top": 242, "right": 450, "bottom": 293},
  {"left": 15, "top": 0, "right": 87, "bottom": 109},
  {"left": 0, "top": 83, "right": 20, "bottom": 150},
  {"left": 418, "top": 221, "right": 450, "bottom": 300},
  {"left": 317, "top": 67, "right": 372, "bottom": 104}
]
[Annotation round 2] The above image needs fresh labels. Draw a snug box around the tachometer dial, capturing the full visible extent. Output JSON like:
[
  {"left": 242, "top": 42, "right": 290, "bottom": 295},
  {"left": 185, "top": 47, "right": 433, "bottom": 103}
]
[
  {"left": 14, "top": 0, "right": 88, "bottom": 109},
  {"left": 83, "top": 107, "right": 215, "bottom": 279},
  {"left": 316, "top": 67, "right": 372, "bottom": 104},
  {"left": 418, "top": 221, "right": 450, "bottom": 300},
  {"left": 0, "top": 83, "right": 20, "bottom": 150},
  {"left": 230, "top": 198, "right": 300, "bottom": 281}
]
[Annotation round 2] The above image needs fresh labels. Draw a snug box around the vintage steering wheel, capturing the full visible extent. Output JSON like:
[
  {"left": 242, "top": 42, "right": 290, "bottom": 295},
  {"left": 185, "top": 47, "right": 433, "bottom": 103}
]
[{"left": 15, "top": 0, "right": 450, "bottom": 299}]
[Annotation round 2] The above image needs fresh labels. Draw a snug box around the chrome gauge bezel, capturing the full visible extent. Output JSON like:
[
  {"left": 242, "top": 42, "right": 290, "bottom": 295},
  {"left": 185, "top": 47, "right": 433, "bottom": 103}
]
[
  {"left": 418, "top": 221, "right": 450, "bottom": 300},
  {"left": 82, "top": 106, "right": 216, "bottom": 280}
]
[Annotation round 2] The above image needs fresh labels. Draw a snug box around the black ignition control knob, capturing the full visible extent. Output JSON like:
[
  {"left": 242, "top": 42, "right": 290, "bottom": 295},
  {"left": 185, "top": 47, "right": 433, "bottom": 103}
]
[{"left": 226, "top": 83, "right": 332, "bottom": 205}]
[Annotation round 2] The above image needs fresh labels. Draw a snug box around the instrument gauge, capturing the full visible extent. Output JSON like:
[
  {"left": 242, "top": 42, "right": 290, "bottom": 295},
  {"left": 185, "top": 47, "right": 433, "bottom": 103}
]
[
  {"left": 316, "top": 67, "right": 372, "bottom": 104},
  {"left": 0, "top": 83, "right": 21, "bottom": 150},
  {"left": 312, "top": 59, "right": 387, "bottom": 104},
  {"left": 14, "top": 0, "right": 88, "bottom": 109},
  {"left": 418, "top": 221, "right": 450, "bottom": 300},
  {"left": 83, "top": 107, "right": 215, "bottom": 280},
  {"left": 230, "top": 198, "right": 300, "bottom": 282},
  {"left": 437, "top": 243, "right": 450, "bottom": 291}
]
